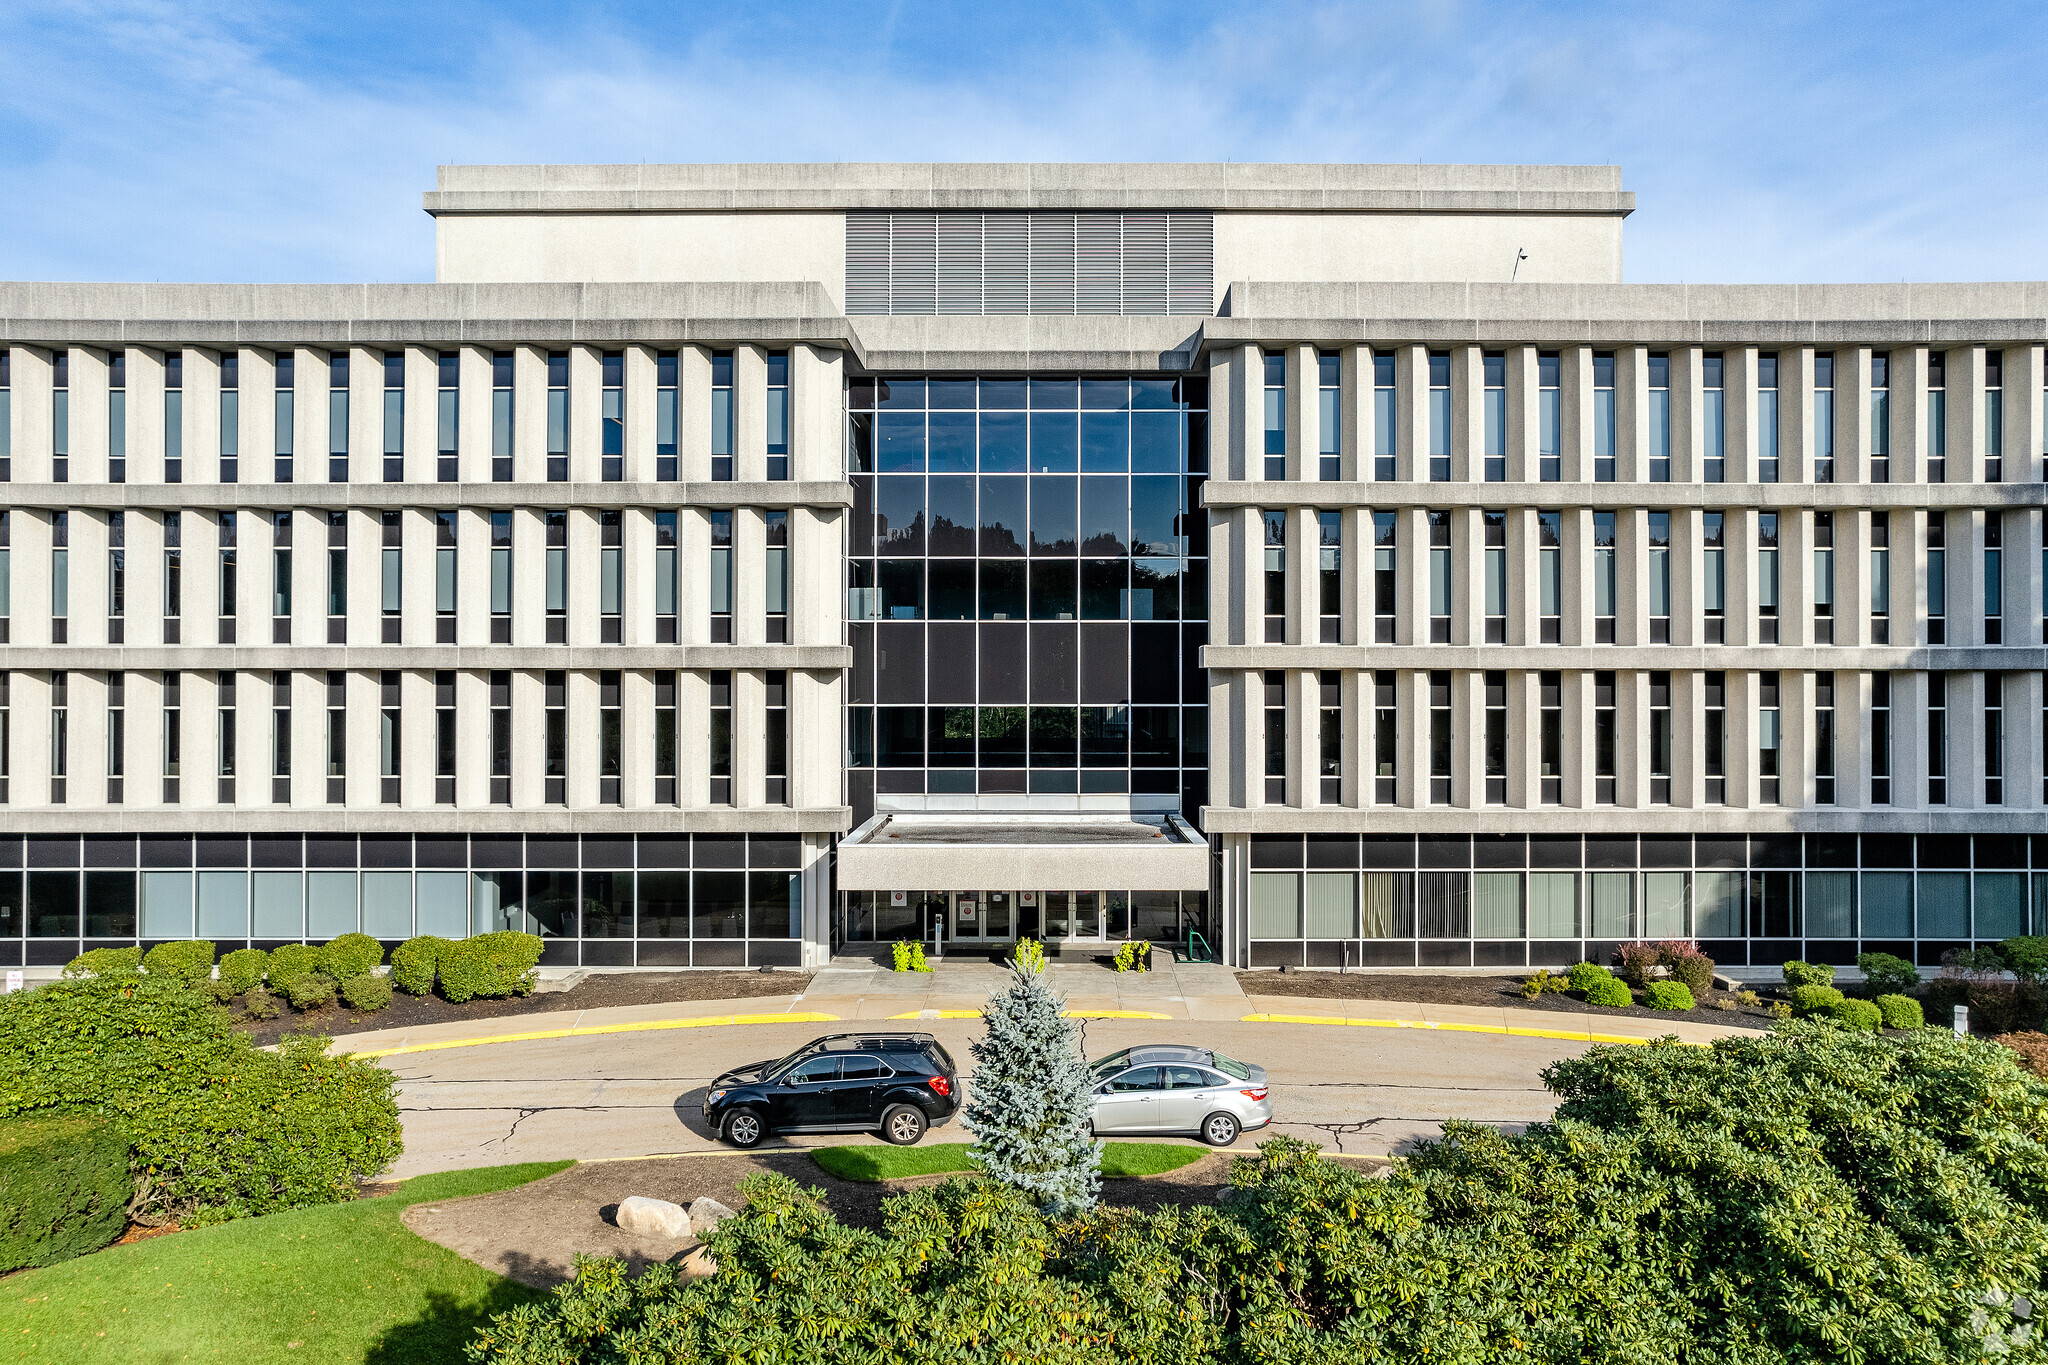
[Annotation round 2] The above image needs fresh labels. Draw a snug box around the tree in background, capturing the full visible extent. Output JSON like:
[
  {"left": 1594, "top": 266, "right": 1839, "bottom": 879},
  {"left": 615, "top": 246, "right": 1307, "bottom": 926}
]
[{"left": 963, "top": 953, "right": 1101, "bottom": 1217}]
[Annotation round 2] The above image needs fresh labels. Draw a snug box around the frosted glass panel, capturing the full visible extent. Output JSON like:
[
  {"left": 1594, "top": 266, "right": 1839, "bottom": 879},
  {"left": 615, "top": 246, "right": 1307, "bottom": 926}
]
[
  {"left": 1974, "top": 873, "right": 2026, "bottom": 939},
  {"left": 140, "top": 872, "right": 193, "bottom": 938},
  {"left": 1249, "top": 873, "right": 1300, "bottom": 938},
  {"left": 1590, "top": 873, "right": 1633, "bottom": 938},
  {"left": 1805, "top": 872, "right": 1855, "bottom": 938},
  {"left": 1861, "top": 873, "right": 1912, "bottom": 937},
  {"left": 307, "top": 872, "right": 358, "bottom": 938},
  {"left": 1528, "top": 872, "right": 1578, "bottom": 939},
  {"left": 1642, "top": 873, "right": 1688, "bottom": 938},
  {"left": 416, "top": 872, "right": 468, "bottom": 938},
  {"left": 252, "top": 872, "right": 303, "bottom": 937},
  {"left": 1304, "top": 873, "right": 1354, "bottom": 938},
  {"left": 361, "top": 871, "right": 412, "bottom": 939},
  {"left": 196, "top": 872, "right": 249, "bottom": 938},
  {"left": 1472, "top": 873, "right": 1521, "bottom": 939},
  {"left": 1917, "top": 873, "right": 1968, "bottom": 938}
]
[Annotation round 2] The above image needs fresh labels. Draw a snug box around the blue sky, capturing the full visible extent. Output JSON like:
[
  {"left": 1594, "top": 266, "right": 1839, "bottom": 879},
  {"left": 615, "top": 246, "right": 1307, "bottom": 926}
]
[{"left": 3, "top": 1, "right": 2043, "bottom": 285}]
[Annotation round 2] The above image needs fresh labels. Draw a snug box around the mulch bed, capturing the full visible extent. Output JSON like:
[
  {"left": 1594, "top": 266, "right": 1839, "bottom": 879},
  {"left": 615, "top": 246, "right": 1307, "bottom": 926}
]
[
  {"left": 234, "top": 970, "right": 813, "bottom": 1046},
  {"left": 1238, "top": 970, "right": 1778, "bottom": 1030},
  {"left": 404, "top": 1149, "right": 1391, "bottom": 1289}
]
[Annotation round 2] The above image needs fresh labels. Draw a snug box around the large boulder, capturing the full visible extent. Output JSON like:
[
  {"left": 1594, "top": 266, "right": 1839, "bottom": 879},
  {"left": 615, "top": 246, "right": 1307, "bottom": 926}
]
[
  {"left": 614, "top": 1195, "right": 691, "bottom": 1240},
  {"left": 689, "top": 1197, "right": 737, "bottom": 1236}
]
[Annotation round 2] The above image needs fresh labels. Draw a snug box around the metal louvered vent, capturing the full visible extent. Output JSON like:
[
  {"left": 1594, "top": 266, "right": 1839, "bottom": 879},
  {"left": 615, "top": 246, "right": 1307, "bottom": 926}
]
[{"left": 845, "top": 211, "right": 1213, "bottom": 316}]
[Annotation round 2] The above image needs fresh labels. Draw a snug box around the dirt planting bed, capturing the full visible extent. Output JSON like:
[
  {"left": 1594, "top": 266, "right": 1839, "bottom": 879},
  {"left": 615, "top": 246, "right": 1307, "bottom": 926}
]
[{"left": 1238, "top": 969, "right": 1777, "bottom": 1029}]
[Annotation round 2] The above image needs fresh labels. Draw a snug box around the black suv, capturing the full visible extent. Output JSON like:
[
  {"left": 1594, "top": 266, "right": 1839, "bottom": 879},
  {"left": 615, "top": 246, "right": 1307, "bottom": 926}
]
[{"left": 704, "top": 1032, "right": 959, "bottom": 1148}]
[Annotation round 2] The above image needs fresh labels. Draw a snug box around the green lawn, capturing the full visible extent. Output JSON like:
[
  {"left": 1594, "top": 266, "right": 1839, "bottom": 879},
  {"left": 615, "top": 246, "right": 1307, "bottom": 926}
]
[
  {"left": 3, "top": 1161, "right": 571, "bottom": 1365},
  {"left": 811, "top": 1141, "right": 1206, "bottom": 1182}
]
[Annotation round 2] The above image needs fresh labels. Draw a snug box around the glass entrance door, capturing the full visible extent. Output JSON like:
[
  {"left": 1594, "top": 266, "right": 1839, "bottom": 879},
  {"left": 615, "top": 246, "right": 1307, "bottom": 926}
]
[
  {"left": 951, "top": 891, "right": 1015, "bottom": 943},
  {"left": 1036, "top": 891, "right": 1103, "bottom": 940}
]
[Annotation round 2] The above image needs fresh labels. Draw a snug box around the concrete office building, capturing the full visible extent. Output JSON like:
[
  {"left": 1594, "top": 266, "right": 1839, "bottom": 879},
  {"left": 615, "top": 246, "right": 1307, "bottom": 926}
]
[{"left": 0, "top": 162, "right": 2044, "bottom": 974}]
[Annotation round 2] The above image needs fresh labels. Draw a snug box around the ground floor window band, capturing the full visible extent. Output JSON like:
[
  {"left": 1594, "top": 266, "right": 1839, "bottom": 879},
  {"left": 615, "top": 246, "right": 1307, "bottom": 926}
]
[{"left": 839, "top": 888, "right": 1213, "bottom": 948}]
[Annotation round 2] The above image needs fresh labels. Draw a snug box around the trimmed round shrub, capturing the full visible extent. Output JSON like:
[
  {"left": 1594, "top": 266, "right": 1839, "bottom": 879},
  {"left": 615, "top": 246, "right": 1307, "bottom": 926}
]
[
  {"left": 1856, "top": 951, "right": 1919, "bottom": 997},
  {"left": 390, "top": 935, "right": 449, "bottom": 996},
  {"left": 1781, "top": 960, "right": 1835, "bottom": 990},
  {"left": 281, "top": 975, "right": 335, "bottom": 1011},
  {"left": 1664, "top": 947, "right": 1716, "bottom": 998},
  {"left": 0, "top": 1110, "right": 131, "bottom": 1273},
  {"left": 1584, "top": 976, "right": 1634, "bottom": 1008},
  {"left": 1829, "top": 997, "right": 1883, "bottom": 1032},
  {"left": 1791, "top": 984, "right": 1846, "bottom": 1017},
  {"left": 1875, "top": 994, "right": 1924, "bottom": 1030},
  {"left": 323, "top": 932, "right": 385, "bottom": 982},
  {"left": 437, "top": 932, "right": 544, "bottom": 1004},
  {"left": 241, "top": 987, "right": 283, "bottom": 1022},
  {"left": 63, "top": 946, "right": 142, "bottom": 979},
  {"left": 266, "top": 943, "right": 325, "bottom": 986},
  {"left": 1644, "top": 981, "right": 1695, "bottom": 1011},
  {"left": 1567, "top": 961, "right": 1613, "bottom": 994},
  {"left": 338, "top": 974, "right": 394, "bottom": 1013},
  {"left": 142, "top": 940, "right": 216, "bottom": 986},
  {"left": 217, "top": 948, "right": 268, "bottom": 995}
]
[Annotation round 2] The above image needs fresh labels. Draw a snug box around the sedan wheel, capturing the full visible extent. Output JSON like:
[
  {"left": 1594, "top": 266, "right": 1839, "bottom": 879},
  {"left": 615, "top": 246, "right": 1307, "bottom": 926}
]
[
  {"left": 1200, "top": 1111, "right": 1240, "bottom": 1147},
  {"left": 724, "top": 1109, "right": 766, "bottom": 1149},
  {"left": 881, "top": 1104, "right": 928, "bottom": 1146}
]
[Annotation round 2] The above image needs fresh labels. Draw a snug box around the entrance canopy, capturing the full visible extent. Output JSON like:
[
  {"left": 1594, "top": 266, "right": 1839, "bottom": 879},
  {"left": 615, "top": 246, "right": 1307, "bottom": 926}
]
[{"left": 837, "top": 814, "right": 1209, "bottom": 892}]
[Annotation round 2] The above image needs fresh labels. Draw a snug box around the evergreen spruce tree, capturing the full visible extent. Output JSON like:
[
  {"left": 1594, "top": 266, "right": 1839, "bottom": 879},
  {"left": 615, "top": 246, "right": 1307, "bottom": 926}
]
[{"left": 964, "top": 953, "right": 1102, "bottom": 1217}]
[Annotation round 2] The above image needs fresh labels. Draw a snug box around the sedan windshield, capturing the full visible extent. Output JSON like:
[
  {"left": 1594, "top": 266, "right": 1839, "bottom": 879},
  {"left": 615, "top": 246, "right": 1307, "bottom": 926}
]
[{"left": 1088, "top": 1049, "right": 1133, "bottom": 1081}]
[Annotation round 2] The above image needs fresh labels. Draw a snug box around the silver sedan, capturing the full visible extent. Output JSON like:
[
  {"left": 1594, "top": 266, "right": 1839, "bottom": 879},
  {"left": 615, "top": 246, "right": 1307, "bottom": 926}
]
[{"left": 1086, "top": 1044, "right": 1271, "bottom": 1146}]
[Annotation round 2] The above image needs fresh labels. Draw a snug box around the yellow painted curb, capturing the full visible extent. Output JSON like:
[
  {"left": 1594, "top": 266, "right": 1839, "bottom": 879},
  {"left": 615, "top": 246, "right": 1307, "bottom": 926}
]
[
  {"left": 1237, "top": 1013, "right": 1694, "bottom": 1047},
  {"left": 885, "top": 1009, "right": 989, "bottom": 1020},
  {"left": 346, "top": 1011, "right": 842, "bottom": 1059},
  {"left": 885, "top": 1008, "right": 1175, "bottom": 1021}
]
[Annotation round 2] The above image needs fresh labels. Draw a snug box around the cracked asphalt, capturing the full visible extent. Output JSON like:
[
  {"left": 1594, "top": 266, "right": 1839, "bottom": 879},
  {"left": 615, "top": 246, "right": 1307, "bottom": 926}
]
[{"left": 382, "top": 1016, "right": 1581, "bottom": 1176}]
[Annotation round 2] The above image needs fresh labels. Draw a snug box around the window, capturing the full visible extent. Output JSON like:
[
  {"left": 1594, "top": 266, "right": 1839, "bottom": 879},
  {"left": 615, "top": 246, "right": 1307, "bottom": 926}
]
[
  {"left": 544, "top": 670, "right": 566, "bottom": 804},
  {"left": 1484, "top": 670, "right": 1506, "bottom": 804},
  {"left": 1263, "top": 670, "right": 1286, "bottom": 804},
  {"left": 1815, "top": 671, "right": 1835, "bottom": 805},
  {"left": 1985, "top": 349, "right": 2003, "bottom": 483},
  {"left": 437, "top": 351, "right": 459, "bottom": 482},
  {"left": 1702, "top": 511, "right": 1725, "bottom": 643},
  {"left": 1757, "top": 351, "right": 1780, "bottom": 482},
  {"left": 50, "top": 511, "right": 68, "bottom": 644},
  {"left": 1648, "top": 351, "right": 1670, "bottom": 481},
  {"left": 327, "top": 352, "right": 348, "bottom": 482},
  {"left": 710, "top": 510, "right": 733, "bottom": 642},
  {"left": 1758, "top": 671, "right": 1781, "bottom": 805},
  {"left": 164, "top": 669, "right": 184, "bottom": 803},
  {"left": 1869, "top": 512, "right": 1890, "bottom": 644},
  {"left": 0, "top": 511, "right": 8, "bottom": 644},
  {"left": 1813, "top": 351, "right": 1834, "bottom": 483},
  {"left": 653, "top": 670, "right": 677, "bottom": 804},
  {"left": 1648, "top": 511, "right": 1671, "bottom": 643},
  {"left": 326, "top": 512, "right": 348, "bottom": 644},
  {"left": 1482, "top": 352, "right": 1505, "bottom": 482},
  {"left": 765, "top": 510, "right": 790, "bottom": 642},
  {"left": 1318, "top": 351, "right": 1341, "bottom": 480},
  {"left": 218, "top": 351, "right": 239, "bottom": 483},
  {"left": 710, "top": 669, "right": 733, "bottom": 803},
  {"left": 1869, "top": 352, "right": 1890, "bottom": 483},
  {"left": 1262, "top": 353, "right": 1285, "bottom": 480},
  {"left": 50, "top": 670, "right": 69, "bottom": 803},
  {"left": 379, "top": 670, "right": 401, "bottom": 804},
  {"left": 1984, "top": 510, "right": 2003, "bottom": 644},
  {"left": 1756, "top": 512, "right": 1780, "bottom": 644},
  {"left": 1702, "top": 351, "right": 1725, "bottom": 483},
  {"left": 598, "top": 670, "right": 622, "bottom": 804},
  {"left": 162, "top": 511, "right": 182, "bottom": 643},
  {"left": 106, "top": 511, "right": 124, "bottom": 644},
  {"left": 766, "top": 669, "right": 789, "bottom": 804},
  {"left": 1262, "top": 509, "right": 1286, "bottom": 642},
  {"left": 489, "top": 513, "right": 511, "bottom": 643},
  {"left": 0, "top": 349, "right": 9, "bottom": 482},
  {"left": 108, "top": 350, "right": 126, "bottom": 484},
  {"left": 1927, "top": 512, "right": 1946, "bottom": 644},
  {"left": 488, "top": 670, "right": 510, "bottom": 805},
  {"left": 1926, "top": 672, "right": 1947, "bottom": 804},
  {"left": 767, "top": 351, "right": 790, "bottom": 480},
  {"left": 545, "top": 511, "right": 568, "bottom": 644},
  {"left": 655, "top": 511, "right": 678, "bottom": 643},
  {"left": 215, "top": 511, "right": 236, "bottom": 644},
  {"left": 1483, "top": 511, "right": 1507, "bottom": 643},
  {"left": 1927, "top": 351, "right": 1946, "bottom": 483},
  {"left": 1318, "top": 670, "right": 1340, "bottom": 804},
  {"left": 1593, "top": 670, "right": 1616, "bottom": 804},
  {"left": 1372, "top": 670, "right": 1396, "bottom": 803},
  {"left": 599, "top": 351, "right": 624, "bottom": 482},
  {"left": 545, "top": 351, "right": 569, "bottom": 481},
  {"left": 433, "top": 670, "right": 455, "bottom": 805},
  {"left": 1427, "top": 512, "right": 1451, "bottom": 642},
  {"left": 435, "top": 512, "right": 457, "bottom": 643},
  {"left": 271, "top": 670, "right": 291, "bottom": 804},
  {"left": 1537, "top": 511, "right": 1561, "bottom": 643},
  {"left": 1592, "top": 351, "right": 1616, "bottom": 482},
  {"left": 710, "top": 350, "right": 734, "bottom": 480},
  {"left": 274, "top": 352, "right": 294, "bottom": 483},
  {"left": 1317, "top": 510, "right": 1340, "bottom": 643},
  {"left": 380, "top": 511, "right": 402, "bottom": 643},
  {"left": 1648, "top": 671, "right": 1671, "bottom": 804},
  {"left": 324, "top": 670, "right": 345, "bottom": 803},
  {"left": 51, "top": 350, "right": 68, "bottom": 484},
  {"left": 1812, "top": 511, "right": 1834, "bottom": 644},
  {"left": 1428, "top": 671, "right": 1451, "bottom": 804},
  {"left": 1539, "top": 670, "right": 1561, "bottom": 804},
  {"left": 1592, "top": 511, "right": 1616, "bottom": 643},
  {"left": 1427, "top": 352, "right": 1451, "bottom": 482},
  {"left": 1985, "top": 672, "right": 2004, "bottom": 805},
  {"left": 1869, "top": 672, "right": 1890, "bottom": 805},
  {"left": 598, "top": 510, "right": 624, "bottom": 643},
  {"left": 656, "top": 351, "right": 679, "bottom": 481},
  {"left": 105, "top": 670, "right": 124, "bottom": 804},
  {"left": 1372, "top": 352, "right": 1396, "bottom": 480},
  {"left": 382, "top": 351, "right": 404, "bottom": 482},
  {"left": 1372, "top": 511, "right": 1396, "bottom": 642},
  {"left": 1538, "top": 351, "right": 1561, "bottom": 481},
  {"left": 491, "top": 351, "right": 514, "bottom": 482},
  {"left": 216, "top": 670, "right": 237, "bottom": 803}
]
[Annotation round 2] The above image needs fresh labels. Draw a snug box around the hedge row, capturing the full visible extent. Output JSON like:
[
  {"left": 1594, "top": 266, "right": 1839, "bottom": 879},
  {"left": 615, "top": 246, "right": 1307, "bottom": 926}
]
[{"left": 0, "top": 1110, "right": 131, "bottom": 1273}]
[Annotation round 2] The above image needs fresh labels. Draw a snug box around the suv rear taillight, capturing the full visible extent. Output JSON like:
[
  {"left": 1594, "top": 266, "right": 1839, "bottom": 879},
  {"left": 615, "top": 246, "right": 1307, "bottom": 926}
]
[
  {"left": 1240, "top": 1088, "right": 1267, "bottom": 1101},
  {"left": 928, "top": 1075, "right": 952, "bottom": 1097}
]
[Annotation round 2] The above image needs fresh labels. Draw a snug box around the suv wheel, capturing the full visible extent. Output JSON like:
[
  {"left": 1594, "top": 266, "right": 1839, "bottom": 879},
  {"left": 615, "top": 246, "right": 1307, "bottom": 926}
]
[
  {"left": 880, "top": 1104, "right": 927, "bottom": 1146},
  {"left": 723, "top": 1108, "right": 767, "bottom": 1149},
  {"left": 1200, "top": 1111, "right": 1240, "bottom": 1147}
]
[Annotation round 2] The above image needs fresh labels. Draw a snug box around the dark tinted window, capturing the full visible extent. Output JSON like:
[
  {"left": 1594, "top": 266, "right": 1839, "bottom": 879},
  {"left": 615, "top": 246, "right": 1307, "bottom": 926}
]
[
  {"left": 839, "top": 1056, "right": 890, "bottom": 1081},
  {"left": 790, "top": 1057, "right": 840, "bottom": 1084},
  {"left": 1108, "top": 1066, "right": 1161, "bottom": 1092}
]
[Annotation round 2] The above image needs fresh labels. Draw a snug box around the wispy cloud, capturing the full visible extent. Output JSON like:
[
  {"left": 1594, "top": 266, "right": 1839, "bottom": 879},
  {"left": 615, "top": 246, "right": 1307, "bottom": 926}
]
[{"left": 2, "top": 1, "right": 2043, "bottom": 283}]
